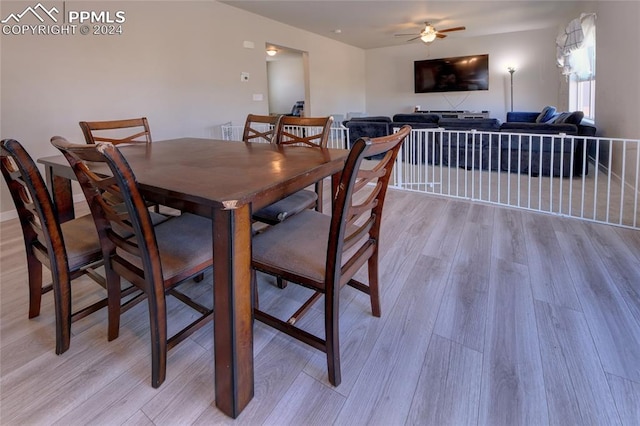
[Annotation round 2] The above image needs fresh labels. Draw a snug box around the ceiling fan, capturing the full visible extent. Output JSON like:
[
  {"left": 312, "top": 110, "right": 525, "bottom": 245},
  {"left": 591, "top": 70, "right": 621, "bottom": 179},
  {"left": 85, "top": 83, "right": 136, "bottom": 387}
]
[{"left": 395, "top": 22, "right": 466, "bottom": 43}]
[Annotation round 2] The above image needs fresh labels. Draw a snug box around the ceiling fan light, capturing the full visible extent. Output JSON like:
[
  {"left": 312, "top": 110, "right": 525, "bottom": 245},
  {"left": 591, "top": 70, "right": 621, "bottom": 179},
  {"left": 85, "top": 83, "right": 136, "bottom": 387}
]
[{"left": 421, "top": 32, "right": 437, "bottom": 43}]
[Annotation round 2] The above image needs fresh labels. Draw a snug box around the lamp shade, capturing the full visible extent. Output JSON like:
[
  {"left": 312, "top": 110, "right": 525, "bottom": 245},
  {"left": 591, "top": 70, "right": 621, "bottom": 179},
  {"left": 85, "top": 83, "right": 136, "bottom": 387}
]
[
  {"left": 421, "top": 32, "right": 437, "bottom": 43},
  {"left": 420, "top": 24, "right": 437, "bottom": 43}
]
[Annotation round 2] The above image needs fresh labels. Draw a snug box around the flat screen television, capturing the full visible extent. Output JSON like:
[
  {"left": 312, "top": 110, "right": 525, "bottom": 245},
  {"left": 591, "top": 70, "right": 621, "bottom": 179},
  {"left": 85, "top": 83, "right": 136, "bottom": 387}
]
[{"left": 414, "top": 54, "right": 489, "bottom": 93}]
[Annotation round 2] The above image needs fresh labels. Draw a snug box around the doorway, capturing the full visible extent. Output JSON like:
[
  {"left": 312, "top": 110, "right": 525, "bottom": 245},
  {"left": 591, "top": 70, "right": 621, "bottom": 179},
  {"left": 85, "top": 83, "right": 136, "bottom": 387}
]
[{"left": 265, "top": 43, "right": 309, "bottom": 116}]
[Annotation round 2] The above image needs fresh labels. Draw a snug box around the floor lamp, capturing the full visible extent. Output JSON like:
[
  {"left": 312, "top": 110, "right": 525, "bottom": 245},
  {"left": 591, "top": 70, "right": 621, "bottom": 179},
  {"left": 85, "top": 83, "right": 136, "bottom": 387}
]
[{"left": 508, "top": 67, "right": 516, "bottom": 112}]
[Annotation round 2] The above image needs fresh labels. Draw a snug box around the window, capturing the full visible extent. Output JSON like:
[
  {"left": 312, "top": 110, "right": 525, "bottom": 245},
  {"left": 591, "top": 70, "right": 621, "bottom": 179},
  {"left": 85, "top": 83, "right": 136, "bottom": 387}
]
[
  {"left": 568, "top": 40, "right": 596, "bottom": 119},
  {"left": 557, "top": 13, "right": 596, "bottom": 119},
  {"left": 558, "top": 13, "right": 596, "bottom": 119}
]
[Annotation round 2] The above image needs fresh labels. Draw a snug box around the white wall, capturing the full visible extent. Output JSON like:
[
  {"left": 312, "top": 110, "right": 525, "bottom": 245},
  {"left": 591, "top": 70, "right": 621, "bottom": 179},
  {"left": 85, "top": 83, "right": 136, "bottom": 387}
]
[
  {"left": 267, "top": 56, "right": 305, "bottom": 115},
  {"left": 594, "top": 1, "right": 640, "bottom": 140},
  {"left": 593, "top": 1, "right": 640, "bottom": 183},
  {"left": 364, "top": 28, "right": 562, "bottom": 121},
  {"left": 0, "top": 1, "right": 366, "bottom": 216}
]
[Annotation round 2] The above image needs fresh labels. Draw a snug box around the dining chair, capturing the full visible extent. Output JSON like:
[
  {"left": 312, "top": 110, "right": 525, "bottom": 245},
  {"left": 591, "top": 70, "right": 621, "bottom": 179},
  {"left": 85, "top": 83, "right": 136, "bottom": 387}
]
[
  {"left": 79, "top": 117, "right": 152, "bottom": 145},
  {"left": 242, "top": 114, "right": 282, "bottom": 144},
  {"left": 251, "top": 125, "right": 411, "bottom": 386},
  {"left": 1, "top": 139, "right": 112, "bottom": 355},
  {"left": 78, "top": 117, "right": 169, "bottom": 214},
  {"left": 51, "top": 136, "right": 214, "bottom": 388},
  {"left": 252, "top": 115, "right": 334, "bottom": 225}
]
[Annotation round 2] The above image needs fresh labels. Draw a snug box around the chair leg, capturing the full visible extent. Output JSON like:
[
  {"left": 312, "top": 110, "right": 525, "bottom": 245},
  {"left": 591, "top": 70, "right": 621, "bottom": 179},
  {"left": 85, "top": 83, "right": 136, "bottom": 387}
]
[
  {"left": 368, "top": 250, "right": 381, "bottom": 317},
  {"left": 148, "top": 288, "right": 168, "bottom": 388},
  {"left": 52, "top": 274, "right": 72, "bottom": 355},
  {"left": 276, "top": 277, "right": 288, "bottom": 289},
  {"left": 106, "top": 267, "right": 122, "bottom": 341},
  {"left": 26, "top": 253, "right": 43, "bottom": 319},
  {"left": 251, "top": 269, "right": 259, "bottom": 310},
  {"left": 325, "top": 294, "right": 341, "bottom": 386}
]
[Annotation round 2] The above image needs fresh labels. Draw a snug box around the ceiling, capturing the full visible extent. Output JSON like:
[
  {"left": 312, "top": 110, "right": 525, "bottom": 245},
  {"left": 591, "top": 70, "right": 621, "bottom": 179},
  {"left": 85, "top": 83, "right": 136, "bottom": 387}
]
[{"left": 221, "top": 1, "right": 587, "bottom": 50}]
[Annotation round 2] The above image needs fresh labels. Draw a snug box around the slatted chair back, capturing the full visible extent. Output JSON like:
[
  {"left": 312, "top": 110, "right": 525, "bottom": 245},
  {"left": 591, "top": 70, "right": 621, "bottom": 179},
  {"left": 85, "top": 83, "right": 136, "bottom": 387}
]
[
  {"left": 79, "top": 117, "right": 152, "bottom": 145},
  {"left": 51, "top": 136, "right": 213, "bottom": 388},
  {"left": 328, "top": 126, "right": 411, "bottom": 297},
  {"left": 53, "top": 138, "right": 160, "bottom": 286},
  {"left": 0, "top": 138, "right": 104, "bottom": 354},
  {"left": 242, "top": 114, "right": 282, "bottom": 144}
]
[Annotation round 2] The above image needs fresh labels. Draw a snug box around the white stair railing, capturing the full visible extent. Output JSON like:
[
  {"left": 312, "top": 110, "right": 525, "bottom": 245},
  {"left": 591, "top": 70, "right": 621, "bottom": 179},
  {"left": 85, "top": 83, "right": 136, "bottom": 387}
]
[
  {"left": 222, "top": 123, "right": 639, "bottom": 229},
  {"left": 393, "top": 127, "right": 640, "bottom": 230}
]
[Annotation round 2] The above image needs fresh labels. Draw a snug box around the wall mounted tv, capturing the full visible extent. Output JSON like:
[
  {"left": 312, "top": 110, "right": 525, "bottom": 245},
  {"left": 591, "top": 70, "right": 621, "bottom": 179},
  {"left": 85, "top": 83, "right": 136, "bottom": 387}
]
[{"left": 414, "top": 54, "right": 489, "bottom": 93}]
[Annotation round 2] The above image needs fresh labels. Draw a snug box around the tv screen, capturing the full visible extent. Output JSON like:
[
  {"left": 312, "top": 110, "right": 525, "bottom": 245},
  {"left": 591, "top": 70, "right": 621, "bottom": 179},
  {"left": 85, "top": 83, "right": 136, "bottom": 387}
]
[{"left": 414, "top": 54, "right": 489, "bottom": 93}]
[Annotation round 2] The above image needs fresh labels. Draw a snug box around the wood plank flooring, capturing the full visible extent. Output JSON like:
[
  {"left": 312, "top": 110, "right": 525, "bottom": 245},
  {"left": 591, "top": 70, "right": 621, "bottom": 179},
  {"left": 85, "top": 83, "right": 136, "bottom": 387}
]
[{"left": 1, "top": 190, "right": 639, "bottom": 425}]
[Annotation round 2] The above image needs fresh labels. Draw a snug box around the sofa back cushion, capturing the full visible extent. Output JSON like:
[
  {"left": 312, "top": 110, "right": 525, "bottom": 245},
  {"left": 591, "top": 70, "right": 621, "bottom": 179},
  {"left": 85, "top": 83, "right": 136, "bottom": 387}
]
[
  {"left": 347, "top": 116, "right": 392, "bottom": 123},
  {"left": 506, "top": 112, "right": 540, "bottom": 123},
  {"left": 500, "top": 122, "right": 578, "bottom": 135},
  {"left": 345, "top": 121, "right": 390, "bottom": 148},
  {"left": 439, "top": 118, "right": 501, "bottom": 131},
  {"left": 392, "top": 122, "right": 439, "bottom": 130},
  {"left": 552, "top": 111, "right": 584, "bottom": 125},
  {"left": 392, "top": 113, "right": 440, "bottom": 124}
]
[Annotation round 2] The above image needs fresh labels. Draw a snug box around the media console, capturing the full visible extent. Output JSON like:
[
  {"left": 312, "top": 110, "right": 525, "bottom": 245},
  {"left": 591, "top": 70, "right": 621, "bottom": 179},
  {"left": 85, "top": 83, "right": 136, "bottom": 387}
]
[{"left": 416, "top": 110, "right": 490, "bottom": 119}]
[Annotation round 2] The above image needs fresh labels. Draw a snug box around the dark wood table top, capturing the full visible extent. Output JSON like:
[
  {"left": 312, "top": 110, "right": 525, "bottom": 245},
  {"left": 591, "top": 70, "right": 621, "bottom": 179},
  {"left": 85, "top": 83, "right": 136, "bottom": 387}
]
[{"left": 39, "top": 138, "right": 349, "bottom": 212}]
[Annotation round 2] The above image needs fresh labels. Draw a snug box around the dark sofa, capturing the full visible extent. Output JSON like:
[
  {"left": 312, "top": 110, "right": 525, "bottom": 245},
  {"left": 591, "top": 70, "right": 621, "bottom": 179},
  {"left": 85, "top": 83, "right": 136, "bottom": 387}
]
[
  {"left": 341, "top": 109, "right": 595, "bottom": 177},
  {"left": 503, "top": 108, "right": 596, "bottom": 137},
  {"left": 500, "top": 107, "right": 595, "bottom": 176},
  {"left": 343, "top": 116, "right": 392, "bottom": 148}
]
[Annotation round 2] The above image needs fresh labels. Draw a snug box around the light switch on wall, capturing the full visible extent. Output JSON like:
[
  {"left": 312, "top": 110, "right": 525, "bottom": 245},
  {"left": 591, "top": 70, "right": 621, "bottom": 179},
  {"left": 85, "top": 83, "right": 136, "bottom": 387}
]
[{"left": 252, "top": 94, "right": 263, "bottom": 101}]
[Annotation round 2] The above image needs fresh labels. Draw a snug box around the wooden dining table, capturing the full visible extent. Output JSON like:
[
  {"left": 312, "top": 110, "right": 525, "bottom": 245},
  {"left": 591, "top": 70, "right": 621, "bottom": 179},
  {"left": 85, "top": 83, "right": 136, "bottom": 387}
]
[{"left": 38, "top": 137, "right": 349, "bottom": 418}]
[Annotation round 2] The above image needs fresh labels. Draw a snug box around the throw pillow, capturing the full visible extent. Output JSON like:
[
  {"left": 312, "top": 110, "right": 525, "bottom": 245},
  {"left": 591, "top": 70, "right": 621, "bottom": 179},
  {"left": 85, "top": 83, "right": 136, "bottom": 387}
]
[
  {"left": 536, "top": 106, "right": 557, "bottom": 123},
  {"left": 554, "top": 111, "right": 584, "bottom": 125}
]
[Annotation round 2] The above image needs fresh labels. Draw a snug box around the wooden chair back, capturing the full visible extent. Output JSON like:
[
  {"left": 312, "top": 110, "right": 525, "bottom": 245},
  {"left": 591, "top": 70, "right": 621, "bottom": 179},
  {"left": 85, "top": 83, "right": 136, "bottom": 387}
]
[
  {"left": 327, "top": 125, "right": 411, "bottom": 295},
  {"left": 273, "top": 115, "right": 334, "bottom": 210},
  {"left": 242, "top": 114, "right": 282, "bottom": 144},
  {"left": 51, "top": 137, "right": 162, "bottom": 290},
  {"left": 79, "top": 117, "right": 152, "bottom": 145},
  {"left": 275, "top": 116, "right": 333, "bottom": 148},
  {"left": 1, "top": 139, "right": 68, "bottom": 278}
]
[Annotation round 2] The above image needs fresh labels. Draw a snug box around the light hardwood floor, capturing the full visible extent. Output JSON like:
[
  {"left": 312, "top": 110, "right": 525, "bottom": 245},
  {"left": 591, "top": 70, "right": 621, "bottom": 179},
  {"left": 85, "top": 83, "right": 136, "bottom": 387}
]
[{"left": 1, "top": 190, "right": 639, "bottom": 425}]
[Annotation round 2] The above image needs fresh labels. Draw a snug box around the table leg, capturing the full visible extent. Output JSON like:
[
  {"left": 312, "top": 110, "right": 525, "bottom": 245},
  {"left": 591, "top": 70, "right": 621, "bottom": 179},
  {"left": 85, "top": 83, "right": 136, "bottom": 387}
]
[
  {"left": 44, "top": 165, "right": 75, "bottom": 222},
  {"left": 213, "top": 204, "right": 254, "bottom": 418}
]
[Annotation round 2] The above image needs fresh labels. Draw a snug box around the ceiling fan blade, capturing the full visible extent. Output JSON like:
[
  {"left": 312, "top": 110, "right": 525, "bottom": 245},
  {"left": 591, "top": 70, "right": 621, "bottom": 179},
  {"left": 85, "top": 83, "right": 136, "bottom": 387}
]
[
  {"left": 436, "top": 33, "right": 447, "bottom": 38},
  {"left": 394, "top": 33, "right": 420, "bottom": 37},
  {"left": 407, "top": 35, "right": 422, "bottom": 42},
  {"left": 438, "top": 26, "right": 466, "bottom": 33}
]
